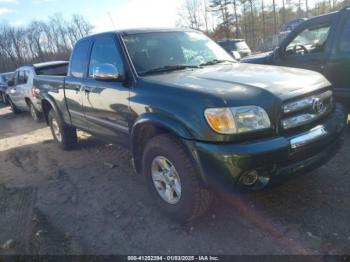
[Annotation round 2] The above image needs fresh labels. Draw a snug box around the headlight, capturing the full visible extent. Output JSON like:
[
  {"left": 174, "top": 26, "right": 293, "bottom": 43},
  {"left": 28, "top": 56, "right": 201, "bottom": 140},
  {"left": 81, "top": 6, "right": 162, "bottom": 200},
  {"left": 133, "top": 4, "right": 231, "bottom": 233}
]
[{"left": 204, "top": 106, "right": 271, "bottom": 134}]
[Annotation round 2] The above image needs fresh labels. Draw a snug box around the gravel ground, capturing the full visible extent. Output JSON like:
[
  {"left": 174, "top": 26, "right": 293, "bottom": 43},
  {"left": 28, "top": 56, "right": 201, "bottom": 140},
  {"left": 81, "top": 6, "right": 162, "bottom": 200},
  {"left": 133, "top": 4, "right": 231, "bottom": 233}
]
[{"left": 0, "top": 103, "right": 349, "bottom": 255}]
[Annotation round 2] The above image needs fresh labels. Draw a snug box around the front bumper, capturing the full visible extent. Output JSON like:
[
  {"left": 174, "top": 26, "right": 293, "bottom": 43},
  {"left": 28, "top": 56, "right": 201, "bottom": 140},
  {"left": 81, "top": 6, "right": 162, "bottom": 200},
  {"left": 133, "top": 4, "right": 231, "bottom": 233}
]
[{"left": 191, "top": 103, "right": 347, "bottom": 192}]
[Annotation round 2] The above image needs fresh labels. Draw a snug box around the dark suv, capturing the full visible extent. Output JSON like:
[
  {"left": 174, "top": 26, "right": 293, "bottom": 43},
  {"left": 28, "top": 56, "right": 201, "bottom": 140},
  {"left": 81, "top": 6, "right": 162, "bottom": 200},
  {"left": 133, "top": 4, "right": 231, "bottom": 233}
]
[{"left": 242, "top": 6, "right": 350, "bottom": 105}]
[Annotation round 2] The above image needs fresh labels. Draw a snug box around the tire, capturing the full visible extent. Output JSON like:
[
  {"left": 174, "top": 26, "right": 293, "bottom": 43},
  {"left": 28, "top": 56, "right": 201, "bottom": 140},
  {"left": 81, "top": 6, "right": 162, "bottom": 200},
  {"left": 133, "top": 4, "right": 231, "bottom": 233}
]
[
  {"left": 8, "top": 98, "right": 20, "bottom": 114},
  {"left": 3, "top": 93, "right": 9, "bottom": 105},
  {"left": 142, "top": 134, "right": 213, "bottom": 222},
  {"left": 2, "top": 94, "right": 10, "bottom": 105},
  {"left": 29, "top": 102, "right": 42, "bottom": 123},
  {"left": 48, "top": 109, "right": 77, "bottom": 150}
]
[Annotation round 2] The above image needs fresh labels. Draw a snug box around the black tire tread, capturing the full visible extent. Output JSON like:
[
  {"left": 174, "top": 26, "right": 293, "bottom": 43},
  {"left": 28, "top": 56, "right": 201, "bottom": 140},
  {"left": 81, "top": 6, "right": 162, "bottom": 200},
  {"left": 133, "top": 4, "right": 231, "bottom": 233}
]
[
  {"left": 166, "top": 135, "right": 213, "bottom": 220},
  {"left": 29, "top": 102, "right": 42, "bottom": 122},
  {"left": 9, "top": 98, "right": 20, "bottom": 114}
]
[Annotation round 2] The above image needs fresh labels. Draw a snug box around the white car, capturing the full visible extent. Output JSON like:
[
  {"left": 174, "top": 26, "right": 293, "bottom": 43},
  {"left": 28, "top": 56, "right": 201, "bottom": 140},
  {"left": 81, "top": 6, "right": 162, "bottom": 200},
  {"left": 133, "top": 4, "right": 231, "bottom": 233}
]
[{"left": 6, "top": 61, "right": 68, "bottom": 121}]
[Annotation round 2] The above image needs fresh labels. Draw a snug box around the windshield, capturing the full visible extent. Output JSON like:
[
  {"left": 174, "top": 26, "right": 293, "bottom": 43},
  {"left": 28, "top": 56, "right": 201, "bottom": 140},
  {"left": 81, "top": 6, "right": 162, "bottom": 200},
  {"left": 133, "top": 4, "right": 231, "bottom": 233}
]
[{"left": 123, "top": 31, "right": 234, "bottom": 75}]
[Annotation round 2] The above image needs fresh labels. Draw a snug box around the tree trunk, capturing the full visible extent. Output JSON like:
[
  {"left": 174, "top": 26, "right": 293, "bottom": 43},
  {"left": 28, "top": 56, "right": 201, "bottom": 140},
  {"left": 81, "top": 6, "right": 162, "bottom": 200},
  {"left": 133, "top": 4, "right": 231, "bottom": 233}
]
[
  {"left": 261, "top": 0, "right": 266, "bottom": 48},
  {"left": 272, "top": 0, "right": 277, "bottom": 35},
  {"left": 233, "top": 0, "right": 239, "bottom": 38}
]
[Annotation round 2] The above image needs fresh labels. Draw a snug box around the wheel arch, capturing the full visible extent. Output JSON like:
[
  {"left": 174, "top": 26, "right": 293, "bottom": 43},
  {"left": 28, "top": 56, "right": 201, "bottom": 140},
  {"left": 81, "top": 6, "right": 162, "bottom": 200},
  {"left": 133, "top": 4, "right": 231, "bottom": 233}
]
[
  {"left": 41, "top": 97, "right": 64, "bottom": 126},
  {"left": 130, "top": 114, "right": 209, "bottom": 187},
  {"left": 130, "top": 114, "right": 195, "bottom": 175}
]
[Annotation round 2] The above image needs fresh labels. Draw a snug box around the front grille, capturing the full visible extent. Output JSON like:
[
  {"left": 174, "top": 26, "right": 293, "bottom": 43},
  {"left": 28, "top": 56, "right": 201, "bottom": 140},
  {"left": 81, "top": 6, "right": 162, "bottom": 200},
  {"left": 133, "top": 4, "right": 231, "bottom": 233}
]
[{"left": 281, "top": 90, "right": 334, "bottom": 130}]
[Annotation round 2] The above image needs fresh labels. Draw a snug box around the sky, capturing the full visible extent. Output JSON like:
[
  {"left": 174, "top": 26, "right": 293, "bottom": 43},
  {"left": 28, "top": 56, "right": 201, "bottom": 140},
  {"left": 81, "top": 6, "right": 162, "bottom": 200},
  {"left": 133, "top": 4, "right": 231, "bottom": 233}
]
[
  {"left": 0, "top": 0, "right": 184, "bottom": 32},
  {"left": 0, "top": 0, "right": 320, "bottom": 33}
]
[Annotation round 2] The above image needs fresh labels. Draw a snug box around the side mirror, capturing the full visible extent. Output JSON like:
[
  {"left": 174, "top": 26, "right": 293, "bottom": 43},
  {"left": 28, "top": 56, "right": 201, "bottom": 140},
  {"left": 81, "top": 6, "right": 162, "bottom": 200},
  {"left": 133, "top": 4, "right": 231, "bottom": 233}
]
[
  {"left": 231, "top": 51, "right": 241, "bottom": 61},
  {"left": 7, "top": 80, "right": 14, "bottom": 87},
  {"left": 273, "top": 47, "right": 282, "bottom": 59},
  {"left": 92, "top": 63, "right": 121, "bottom": 81}
]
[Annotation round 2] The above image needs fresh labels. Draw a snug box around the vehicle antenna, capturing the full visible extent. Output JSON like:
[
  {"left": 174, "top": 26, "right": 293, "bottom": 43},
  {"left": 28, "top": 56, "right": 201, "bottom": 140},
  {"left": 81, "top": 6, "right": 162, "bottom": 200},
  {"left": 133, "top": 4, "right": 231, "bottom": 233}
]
[{"left": 108, "top": 12, "right": 116, "bottom": 29}]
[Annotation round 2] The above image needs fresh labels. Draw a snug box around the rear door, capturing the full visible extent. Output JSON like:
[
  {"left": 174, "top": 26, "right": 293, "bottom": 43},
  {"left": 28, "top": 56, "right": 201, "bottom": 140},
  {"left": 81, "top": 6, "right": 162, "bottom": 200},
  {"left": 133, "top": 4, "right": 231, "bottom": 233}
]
[
  {"left": 10, "top": 70, "right": 27, "bottom": 109},
  {"left": 21, "top": 69, "right": 34, "bottom": 106},
  {"left": 81, "top": 35, "right": 131, "bottom": 146},
  {"left": 325, "top": 9, "right": 350, "bottom": 101},
  {"left": 65, "top": 39, "right": 92, "bottom": 129}
]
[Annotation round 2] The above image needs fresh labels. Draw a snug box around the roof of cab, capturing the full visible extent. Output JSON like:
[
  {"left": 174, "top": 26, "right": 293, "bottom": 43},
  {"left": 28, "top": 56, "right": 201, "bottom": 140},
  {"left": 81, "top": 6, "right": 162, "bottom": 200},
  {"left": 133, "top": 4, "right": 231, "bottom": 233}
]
[
  {"left": 118, "top": 27, "right": 196, "bottom": 35},
  {"left": 83, "top": 27, "right": 197, "bottom": 40}
]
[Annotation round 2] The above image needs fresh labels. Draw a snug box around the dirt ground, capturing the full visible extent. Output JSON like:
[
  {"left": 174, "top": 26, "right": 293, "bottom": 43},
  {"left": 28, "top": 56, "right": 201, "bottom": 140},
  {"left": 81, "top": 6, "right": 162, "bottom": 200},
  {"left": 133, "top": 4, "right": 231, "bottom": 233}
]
[{"left": 0, "top": 103, "right": 350, "bottom": 255}]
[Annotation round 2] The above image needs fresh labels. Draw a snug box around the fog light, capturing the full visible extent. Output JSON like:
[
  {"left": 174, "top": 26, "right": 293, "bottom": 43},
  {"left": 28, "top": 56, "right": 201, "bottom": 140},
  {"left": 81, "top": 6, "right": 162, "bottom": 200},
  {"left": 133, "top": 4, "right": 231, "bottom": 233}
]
[{"left": 240, "top": 170, "right": 259, "bottom": 186}]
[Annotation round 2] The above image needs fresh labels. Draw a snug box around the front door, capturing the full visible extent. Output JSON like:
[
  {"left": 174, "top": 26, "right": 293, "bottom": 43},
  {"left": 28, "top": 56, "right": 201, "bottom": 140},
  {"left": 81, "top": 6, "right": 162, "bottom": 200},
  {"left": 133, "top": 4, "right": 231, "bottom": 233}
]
[
  {"left": 82, "top": 36, "right": 130, "bottom": 147},
  {"left": 8, "top": 71, "right": 21, "bottom": 106},
  {"left": 64, "top": 39, "right": 91, "bottom": 129},
  {"left": 325, "top": 10, "right": 350, "bottom": 102},
  {"left": 275, "top": 18, "right": 334, "bottom": 74},
  {"left": 11, "top": 70, "right": 28, "bottom": 109}
]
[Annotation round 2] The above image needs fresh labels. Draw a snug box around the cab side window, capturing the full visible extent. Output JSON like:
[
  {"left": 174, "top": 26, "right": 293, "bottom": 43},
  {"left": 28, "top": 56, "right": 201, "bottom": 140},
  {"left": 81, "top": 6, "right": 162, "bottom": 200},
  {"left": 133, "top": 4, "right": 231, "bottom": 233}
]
[
  {"left": 339, "top": 16, "right": 350, "bottom": 53},
  {"left": 70, "top": 39, "right": 91, "bottom": 79},
  {"left": 18, "top": 71, "right": 25, "bottom": 84},
  {"left": 88, "top": 37, "right": 124, "bottom": 77},
  {"left": 14, "top": 72, "right": 19, "bottom": 85},
  {"left": 286, "top": 24, "right": 331, "bottom": 56},
  {"left": 17, "top": 70, "right": 29, "bottom": 84}
]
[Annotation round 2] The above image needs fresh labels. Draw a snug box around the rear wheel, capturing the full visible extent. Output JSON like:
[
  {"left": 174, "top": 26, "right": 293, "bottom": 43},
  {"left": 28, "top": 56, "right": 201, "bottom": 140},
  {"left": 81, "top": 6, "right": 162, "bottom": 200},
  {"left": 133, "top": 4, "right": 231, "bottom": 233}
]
[
  {"left": 9, "top": 98, "right": 20, "bottom": 114},
  {"left": 29, "top": 102, "right": 42, "bottom": 122},
  {"left": 142, "top": 134, "right": 213, "bottom": 222},
  {"left": 48, "top": 109, "right": 77, "bottom": 150}
]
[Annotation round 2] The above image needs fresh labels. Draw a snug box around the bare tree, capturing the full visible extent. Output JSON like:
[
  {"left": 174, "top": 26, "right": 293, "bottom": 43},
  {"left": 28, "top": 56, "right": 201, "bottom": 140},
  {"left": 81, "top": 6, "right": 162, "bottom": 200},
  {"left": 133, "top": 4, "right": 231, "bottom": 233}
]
[
  {"left": 178, "top": 0, "right": 204, "bottom": 30},
  {"left": 233, "top": 0, "right": 240, "bottom": 37},
  {"left": 0, "top": 14, "right": 93, "bottom": 73},
  {"left": 272, "top": 0, "right": 277, "bottom": 35}
]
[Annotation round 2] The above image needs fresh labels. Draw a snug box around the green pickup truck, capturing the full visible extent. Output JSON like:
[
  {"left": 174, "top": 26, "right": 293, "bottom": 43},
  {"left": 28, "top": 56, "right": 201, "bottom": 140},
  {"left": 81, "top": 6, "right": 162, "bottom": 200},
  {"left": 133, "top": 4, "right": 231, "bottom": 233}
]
[
  {"left": 33, "top": 29, "right": 347, "bottom": 221},
  {"left": 242, "top": 6, "right": 350, "bottom": 106}
]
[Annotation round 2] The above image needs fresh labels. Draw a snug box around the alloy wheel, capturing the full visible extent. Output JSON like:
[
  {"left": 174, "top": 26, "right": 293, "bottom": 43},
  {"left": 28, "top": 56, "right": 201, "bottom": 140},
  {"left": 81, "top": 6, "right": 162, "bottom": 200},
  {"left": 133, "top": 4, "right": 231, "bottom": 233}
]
[
  {"left": 51, "top": 118, "right": 62, "bottom": 143},
  {"left": 30, "top": 104, "right": 38, "bottom": 121},
  {"left": 151, "top": 156, "right": 182, "bottom": 205}
]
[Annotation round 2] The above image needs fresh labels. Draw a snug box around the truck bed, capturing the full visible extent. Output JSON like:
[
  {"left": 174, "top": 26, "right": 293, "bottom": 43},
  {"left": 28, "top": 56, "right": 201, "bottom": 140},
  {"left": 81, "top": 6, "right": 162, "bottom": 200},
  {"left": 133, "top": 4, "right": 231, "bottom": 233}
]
[{"left": 34, "top": 75, "right": 66, "bottom": 93}]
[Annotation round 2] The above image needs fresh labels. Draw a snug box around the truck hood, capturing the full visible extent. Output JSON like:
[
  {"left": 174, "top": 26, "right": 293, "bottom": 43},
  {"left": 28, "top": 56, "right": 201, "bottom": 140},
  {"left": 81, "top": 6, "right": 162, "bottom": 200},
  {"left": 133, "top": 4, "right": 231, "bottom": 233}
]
[{"left": 143, "top": 63, "right": 330, "bottom": 102}]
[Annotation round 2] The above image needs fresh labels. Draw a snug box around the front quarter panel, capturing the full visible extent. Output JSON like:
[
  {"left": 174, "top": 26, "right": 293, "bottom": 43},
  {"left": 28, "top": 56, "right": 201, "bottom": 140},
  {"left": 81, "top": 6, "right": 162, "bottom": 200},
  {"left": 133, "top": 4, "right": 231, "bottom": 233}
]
[{"left": 128, "top": 79, "right": 278, "bottom": 143}]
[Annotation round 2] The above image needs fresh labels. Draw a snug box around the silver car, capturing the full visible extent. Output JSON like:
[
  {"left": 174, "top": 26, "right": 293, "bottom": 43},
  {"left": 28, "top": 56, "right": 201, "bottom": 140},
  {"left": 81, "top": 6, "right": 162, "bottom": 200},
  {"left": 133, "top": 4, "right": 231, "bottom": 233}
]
[{"left": 6, "top": 61, "right": 68, "bottom": 121}]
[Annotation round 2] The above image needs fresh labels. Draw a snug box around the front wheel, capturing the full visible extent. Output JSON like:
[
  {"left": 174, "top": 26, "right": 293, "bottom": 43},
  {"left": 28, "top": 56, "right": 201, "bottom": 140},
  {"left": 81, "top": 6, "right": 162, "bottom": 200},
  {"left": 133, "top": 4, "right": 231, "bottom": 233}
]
[
  {"left": 48, "top": 109, "right": 77, "bottom": 150},
  {"left": 142, "top": 134, "right": 213, "bottom": 222},
  {"left": 9, "top": 98, "right": 20, "bottom": 114}
]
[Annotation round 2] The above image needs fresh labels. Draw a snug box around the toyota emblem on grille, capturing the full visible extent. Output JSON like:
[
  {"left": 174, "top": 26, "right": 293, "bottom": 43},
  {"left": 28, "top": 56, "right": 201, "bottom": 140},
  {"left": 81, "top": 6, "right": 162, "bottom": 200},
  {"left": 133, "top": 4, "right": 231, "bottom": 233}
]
[{"left": 312, "top": 98, "right": 325, "bottom": 114}]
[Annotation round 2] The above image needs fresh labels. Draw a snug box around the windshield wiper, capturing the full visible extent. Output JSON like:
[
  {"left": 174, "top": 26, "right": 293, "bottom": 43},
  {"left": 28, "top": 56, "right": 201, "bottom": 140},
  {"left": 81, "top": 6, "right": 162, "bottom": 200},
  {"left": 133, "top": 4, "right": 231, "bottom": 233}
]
[
  {"left": 200, "top": 59, "right": 235, "bottom": 66},
  {"left": 140, "top": 65, "right": 201, "bottom": 75}
]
